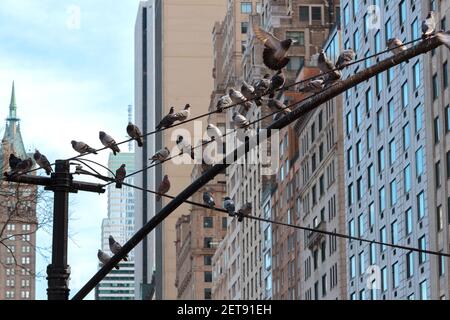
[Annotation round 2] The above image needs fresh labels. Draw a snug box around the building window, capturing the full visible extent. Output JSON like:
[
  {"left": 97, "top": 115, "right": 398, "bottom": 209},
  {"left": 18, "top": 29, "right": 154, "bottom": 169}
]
[
  {"left": 204, "top": 255, "right": 212, "bottom": 266},
  {"left": 203, "top": 217, "right": 213, "bottom": 228},
  {"left": 287, "top": 56, "right": 304, "bottom": 71},
  {"left": 418, "top": 236, "right": 426, "bottom": 264},
  {"left": 376, "top": 108, "right": 384, "bottom": 134},
  {"left": 222, "top": 217, "right": 227, "bottom": 229},
  {"left": 413, "top": 61, "right": 421, "bottom": 90},
  {"left": 347, "top": 147, "right": 353, "bottom": 170},
  {"left": 204, "top": 271, "right": 212, "bottom": 282},
  {"left": 390, "top": 180, "right": 397, "bottom": 206},
  {"left": 405, "top": 207, "right": 413, "bottom": 235},
  {"left": 380, "top": 226, "right": 386, "bottom": 252},
  {"left": 406, "top": 251, "right": 414, "bottom": 278},
  {"left": 374, "top": 30, "right": 381, "bottom": 54},
  {"left": 381, "top": 267, "right": 387, "bottom": 291},
  {"left": 311, "top": 6, "right": 322, "bottom": 21},
  {"left": 241, "top": 2, "right": 252, "bottom": 14},
  {"left": 204, "top": 237, "right": 213, "bottom": 248},
  {"left": 368, "top": 164, "right": 374, "bottom": 189},
  {"left": 389, "top": 139, "right": 396, "bottom": 166},
  {"left": 403, "top": 123, "right": 410, "bottom": 150},
  {"left": 434, "top": 117, "right": 440, "bottom": 143},
  {"left": 399, "top": 0, "right": 406, "bottom": 26},
  {"left": 346, "top": 111, "right": 352, "bottom": 135},
  {"left": 370, "top": 242, "right": 376, "bottom": 265},
  {"left": 420, "top": 280, "right": 428, "bottom": 300},
  {"left": 378, "top": 147, "right": 385, "bottom": 172},
  {"left": 392, "top": 262, "right": 399, "bottom": 288},
  {"left": 366, "top": 88, "right": 372, "bottom": 113},
  {"left": 417, "top": 191, "right": 425, "bottom": 219},
  {"left": 241, "top": 21, "right": 248, "bottom": 34},
  {"left": 299, "top": 6, "right": 310, "bottom": 22},
  {"left": 286, "top": 31, "right": 304, "bottom": 46},
  {"left": 350, "top": 255, "right": 356, "bottom": 279},
  {"left": 444, "top": 61, "right": 448, "bottom": 89},
  {"left": 411, "top": 18, "right": 419, "bottom": 40},
  {"left": 369, "top": 202, "right": 375, "bottom": 228},
  {"left": 404, "top": 164, "right": 411, "bottom": 193},
  {"left": 433, "top": 73, "right": 439, "bottom": 100},
  {"left": 437, "top": 205, "right": 443, "bottom": 231},
  {"left": 415, "top": 147, "right": 424, "bottom": 177},
  {"left": 204, "top": 288, "right": 212, "bottom": 299},
  {"left": 401, "top": 81, "right": 409, "bottom": 108},
  {"left": 367, "top": 126, "right": 373, "bottom": 151}
]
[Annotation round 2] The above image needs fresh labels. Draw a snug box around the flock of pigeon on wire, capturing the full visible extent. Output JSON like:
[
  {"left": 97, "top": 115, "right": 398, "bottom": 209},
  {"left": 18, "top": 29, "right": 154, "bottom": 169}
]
[{"left": 5, "top": 15, "right": 449, "bottom": 268}]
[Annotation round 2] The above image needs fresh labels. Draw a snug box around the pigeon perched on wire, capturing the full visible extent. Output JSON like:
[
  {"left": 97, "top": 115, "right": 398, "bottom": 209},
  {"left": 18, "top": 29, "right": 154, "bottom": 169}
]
[
  {"left": 156, "top": 175, "right": 170, "bottom": 201},
  {"left": 12, "top": 158, "right": 33, "bottom": 175},
  {"left": 109, "top": 235, "right": 128, "bottom": 261},
  {"left": 71, "top": 140, "right": 98, "bottom": 155},
  {"left": 318, "top": 50, "right": 341, "bottom": 81},
  {"left": 232, "top": 111, "right": 250, "bottom": 129},
  {"left": 335, "top": 49, "right": 356, "bottom": 69},
  {"left": 422, "top": 11, "right": 436, "bottom": 39},
  {"left": 99, "top": 131, "right": 120, "bottom": 155},
  {"left": 115, "top": 164, "right": 126, "bottom": 188},
  {"left": 203, "top": 192, "right": 215, "bottom": 208},
  {"left": 268, "top": 70, "right": 285, "bottom": 99},
  {"left": 236, "top": 202, "right": 252, "bottom": 222},
  {"left": 387, "top": 38, "right": 409, "bottom": 63},
  {"left": 253, "top": 24, "right": 296, "bottom": 70},
  {"left": 206, "top": 123, "right": 223, "bottom": 144},
  {"left": 299, "top": 78, "right": 325, "bottom": 93},
  {"left": 216, "top": 95, "right": 232, "bottom": 113},
  {"left": 254, "top": 74, "right": 271, "bottom": 97},
  {"left": 241, "top": 81, "right": 261, "bottom": 106},
  {"left": 223, "top": 196, "right": 235, "bottom": 217},
  {"left": 229, "top": 88, "right": 252, "bottom": 111},
  {"left": 97, "top": 249, "right": 119, "bottom": 270},
  {"left": 150, "top": 147, "right": 170, "bottom": 163},
  {"left": 156, "top": 107, "right": 175, "bottom": 130},
  {"left": 8, "top": 154, "right": 22, "bottom": 171},
  {"left": 127, "top": 122, "right": 144, "bottom": 147},
  {"left": 170, "top": 104, "right": 191, "bottom": 123},
  {"left": 437, "top": 31, "right": 450, "bottom": 50},
  {"left": 176, "top": 135, "right": 195, "bottom": 159},
  {"left": 268, "top": 99, "right": 287, "bottom": 112},
  {"left": 33, "top": 149, "right": 52, "bottom": 176}
]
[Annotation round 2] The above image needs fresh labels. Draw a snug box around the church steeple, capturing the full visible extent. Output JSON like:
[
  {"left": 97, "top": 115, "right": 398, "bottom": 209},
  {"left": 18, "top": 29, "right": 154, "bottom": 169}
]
[{"left": 7, "top": 81, "right": 18, "bottom": 121}]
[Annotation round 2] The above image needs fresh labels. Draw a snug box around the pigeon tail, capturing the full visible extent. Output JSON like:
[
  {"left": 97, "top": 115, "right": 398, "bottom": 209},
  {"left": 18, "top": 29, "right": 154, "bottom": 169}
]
[
  {"left": 114, "top": 265, "right": 120, "bottom": 270},
  {"left": 137, "top": 137, "right": 144, "bottom": 147},
  {"left": 116, "top": 182, "right": 122, "bottom": 188}
]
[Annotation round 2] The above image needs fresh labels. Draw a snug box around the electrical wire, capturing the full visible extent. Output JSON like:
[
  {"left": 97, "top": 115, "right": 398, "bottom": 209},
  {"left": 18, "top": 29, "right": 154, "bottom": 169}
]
[{"left": 93, "top": 175, "right": 450, "bottom": 259}]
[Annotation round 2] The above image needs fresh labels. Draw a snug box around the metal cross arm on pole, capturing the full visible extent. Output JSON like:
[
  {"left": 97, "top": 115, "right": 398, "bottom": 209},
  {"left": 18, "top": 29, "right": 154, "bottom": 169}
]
[
  {"left": 72, "top": 33, "right": 447, "bottom": 300},
  {"left": 4, "top": 160, "right": 105, "bottom": 300}
]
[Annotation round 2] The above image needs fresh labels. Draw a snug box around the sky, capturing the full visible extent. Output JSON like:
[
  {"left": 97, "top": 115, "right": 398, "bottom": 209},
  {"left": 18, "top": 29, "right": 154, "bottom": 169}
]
[{"left": 0, "top": 0, "right": 142, "bottom": 299}]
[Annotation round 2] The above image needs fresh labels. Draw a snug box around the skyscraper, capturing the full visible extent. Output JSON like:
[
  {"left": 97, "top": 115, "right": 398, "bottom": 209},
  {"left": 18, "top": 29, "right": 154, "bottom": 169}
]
[
  {"left": 0, "top": 82, "right": 37, "bottom": 300},
  {"left": 95, "top": 152, "right": 135, "bottom": 300},
  {"left": 134, "top": 0, "right": 227, "bottom": 299},
  {"left": 341, "top": 0, "right": 450, "bottom": 299}
]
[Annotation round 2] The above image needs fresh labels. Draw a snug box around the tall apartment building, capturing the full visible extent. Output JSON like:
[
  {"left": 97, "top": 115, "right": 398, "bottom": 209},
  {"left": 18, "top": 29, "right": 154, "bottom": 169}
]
[
  {"left": 265, "top": 0, "right": 339, "bottom": 300},
  {"left": 0, "top": 82, "right": 37, "bottom": 300},
  {"left": 134, "top": 0, "right": 227, "bottom": 299},
  {"left": 174, "top": 164, "right": 227, "bottom": 299},
  {"left": 342, "top": 0, "right": 449, "bottom": 299},
  {"left": 95, "top": 153, "right": 135, "bottom": 300}
]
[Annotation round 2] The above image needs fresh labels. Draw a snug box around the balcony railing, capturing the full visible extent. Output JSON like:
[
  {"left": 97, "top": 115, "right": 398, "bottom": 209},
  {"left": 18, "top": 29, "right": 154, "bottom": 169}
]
[{"left": 306, "top": 221, "right": 326, "bottom": 250}]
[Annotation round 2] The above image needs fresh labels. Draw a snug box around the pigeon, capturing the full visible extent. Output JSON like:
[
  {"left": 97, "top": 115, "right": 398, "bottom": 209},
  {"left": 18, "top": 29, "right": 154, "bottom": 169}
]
[
  {"left": 387, "top": 38, "right": 409, "bottom": 63},
  {"left": 71, "top": 140, "right": 98, "bottom": 155},
  {"left": 335, "top": 49, "right": 356, "bottom": 69},
  {"left": 318, "top": 50, "right": 341, "bottom": 80},
  {"left": 115, "top": 164, "right": 126, "bottom": 188},
  {"left": 126, "top": 122, "right": 144, "bottom": 147},
  {"left": 97, "top": 249, "right": 120, "bottom": 270},
  {"left": 322, "top": 70, "right": 342, "bottom": 87},
  {"left": 268, "top": 70, "right": 286, "bottom": 99},
  {"left": 109, "top": 235, "right": 128, "bottom": 261},
  {"left": 223, "top": 196, "right": 236, "bottom": 217},
  {"left": 254, "top": 74, "right": 271, "bottom": 97},
  {"left": 8, "top": 154, "right": 22, "bottom": 171},
  {"left": 241, "top": 81, "right": 262, "bottom": 106},
  {"left": 150, "top": 147, "right": 170, "bottom": 163},
  {"left": 267, "top": 99, "right": 286, "bottom": 112},
  {"left": 156, "top": 175, "right": 170, "bottom": 201},
  {"left": 299, "top": 79, "right": 325, "bottom": 93},
  {"left": 229, "top": 88, "right": 252, "bottom": 111},
  {"left": 252, "top": 24, "right": 296, "bottom": 70},
  {"left": 156, "top": 107, "right": 176, "bottom": 130},
  {"left": 170, "top": 104, "right": 191, "bottom": 122},
  {"left": 33, "top": 149, "right": 52, "bottom": 176},
  {"left": 273, "top": 108, "right": 292, "bottom": 121},
  {"left": 99, "top": 131, "right": 120, "bottom": 155},
  {"left": 237, "top": 202, "right": 252, "bottom": 222},
  {"left": 232, "top": 111, "right": 250, "bottom": 129},
  {"left": 437, "top": 31, "right": 450, "bottom": 50},
  {"left": 12, "top": 158, "right": 33, "bottom": 174},
  {"left": 203, "top": 192, "right": 215, "bottom": 208},
  {"left": 422, "top": 11, "right": 436, "bottom": 39},
  {"left": 201, "top": 141, "right": 215, "bottom": 171},
  {"left": 216, "top": 95, "right": 232, "bottom": 113},
  {"left": 206, "top": 124, "right": 223, "bottom": 144},
  {"left": 176, "top": 135, "right": 195, "bottom": 159}
]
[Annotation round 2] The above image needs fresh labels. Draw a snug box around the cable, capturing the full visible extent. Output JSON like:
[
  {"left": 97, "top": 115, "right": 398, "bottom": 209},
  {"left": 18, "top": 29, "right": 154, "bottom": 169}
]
[{"left": 98, "top": 176, "right": 450, "bottom": 259}]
